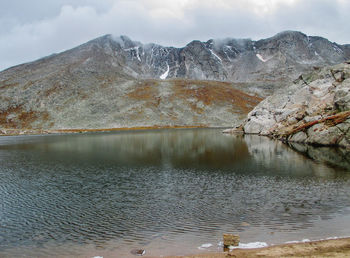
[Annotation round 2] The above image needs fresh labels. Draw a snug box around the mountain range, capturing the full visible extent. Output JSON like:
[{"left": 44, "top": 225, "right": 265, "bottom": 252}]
[{"left": 0, "top": 31, "right": 349, "bottom": 133}]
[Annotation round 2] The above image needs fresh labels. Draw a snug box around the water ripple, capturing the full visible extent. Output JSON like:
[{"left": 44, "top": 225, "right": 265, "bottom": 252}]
[{"left": 0, "top": 129, "right": 350, "bottom": 257}]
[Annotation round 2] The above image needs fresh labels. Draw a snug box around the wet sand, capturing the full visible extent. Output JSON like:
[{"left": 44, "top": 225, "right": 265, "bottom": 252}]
[{"left": 164, "top": 237, "right": 350, "bottom": 257}]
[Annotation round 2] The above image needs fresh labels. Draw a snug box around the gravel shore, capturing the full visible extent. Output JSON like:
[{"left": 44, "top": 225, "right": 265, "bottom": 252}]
[{"left": 164, "top": 237, "right": 350, "bottom": 258}]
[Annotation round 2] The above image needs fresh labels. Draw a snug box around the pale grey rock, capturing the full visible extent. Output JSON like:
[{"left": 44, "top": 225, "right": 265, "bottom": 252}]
[
  {"left": 289, "top": 131, "right": 308, "bottom": 142},
  {"left": 338, "top": 137, "right": 350, "bottom": 148},
  {"left": 334, "top": 79, "right": 350, "bottom": 111},
  {"left": 287, "top": 116, "right": 298, "bottom": 125},
  {"left": 243, "top": 61, "right": 350, "bottom": 147},
  {"left": 336, "top": 119, "right": 350, "bottom": 132},
  {"left": 306, "top": 124, "right": 342, "bottom": 146},
  {"left": 303, "top": 115, "right": 322, "bottom": 123},
  {"left": 243, "top": 115, "right": 275, "bottom": 135}
]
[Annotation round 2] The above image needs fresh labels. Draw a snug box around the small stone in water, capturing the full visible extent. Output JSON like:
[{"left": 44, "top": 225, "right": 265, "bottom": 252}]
[{"left": 130, "top": 249, "right": 146, "bottom": 256}]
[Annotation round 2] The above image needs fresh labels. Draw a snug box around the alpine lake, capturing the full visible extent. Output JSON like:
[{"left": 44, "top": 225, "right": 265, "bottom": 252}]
[{"left": 1, "top": 128, "right": 350, "bottom": 257}]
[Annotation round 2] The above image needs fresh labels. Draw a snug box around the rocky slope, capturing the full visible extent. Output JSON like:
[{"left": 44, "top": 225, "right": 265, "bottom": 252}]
[
  {"left": 243, "top": 61, "right": 350, "bottom": 148},
  {"left": 0, "top": 31, "right": 349, "bottom": 132},
  {"left": 0, "top": 78, "right": 261, "bottom": 133}
]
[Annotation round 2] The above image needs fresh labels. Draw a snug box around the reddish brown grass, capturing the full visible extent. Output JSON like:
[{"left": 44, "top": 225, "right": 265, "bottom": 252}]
[
  {"left": 127, "top": 79, "right": 262, "bottom": 114},
  {"left": 0, "top": 105, "right": 49, "bottom": 129},
  {"left": 0, "top": 80, "right": 19, "bottom": 90},
  {"left": 170, "top": 79, "right": 262, "bottom": 113}
]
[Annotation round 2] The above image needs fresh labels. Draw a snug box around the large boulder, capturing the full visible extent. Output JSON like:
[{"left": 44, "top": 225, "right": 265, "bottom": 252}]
[{"left": 243, "top": 61, "right": 350, "bottom": 148}]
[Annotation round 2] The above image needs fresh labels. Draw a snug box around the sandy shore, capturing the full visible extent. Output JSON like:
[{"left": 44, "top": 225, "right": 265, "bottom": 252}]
[{"left": 164, "top": 238, "right": 350, "bottom": 258}]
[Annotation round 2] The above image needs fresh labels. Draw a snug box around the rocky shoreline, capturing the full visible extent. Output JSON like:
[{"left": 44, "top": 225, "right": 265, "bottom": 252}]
[
  {"left": 166, "top": 237, "right": 350, "bottom": 258},
  {"left": 241, "top": 61, "right": 350, "bottom": 149}
]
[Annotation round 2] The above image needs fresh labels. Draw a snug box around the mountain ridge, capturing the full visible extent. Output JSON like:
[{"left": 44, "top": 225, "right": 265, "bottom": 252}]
[{"left": 3, "top": 31, "right": 350, "bottom": 81}]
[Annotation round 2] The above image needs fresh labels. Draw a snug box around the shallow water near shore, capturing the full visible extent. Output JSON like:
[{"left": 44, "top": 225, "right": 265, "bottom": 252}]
[{"left": 1, "top": 128, "right": 350, "bottom": 257}]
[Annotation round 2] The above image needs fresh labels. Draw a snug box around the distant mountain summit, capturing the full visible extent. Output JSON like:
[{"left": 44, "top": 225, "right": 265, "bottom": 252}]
[{"left": 0, "top": 31, "right": 349, "bottom": 133}]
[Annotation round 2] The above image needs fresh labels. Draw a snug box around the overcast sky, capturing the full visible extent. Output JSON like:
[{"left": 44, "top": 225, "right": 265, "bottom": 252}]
[{"left": 0, "top": 0, "right": 349, "bottom": 71}]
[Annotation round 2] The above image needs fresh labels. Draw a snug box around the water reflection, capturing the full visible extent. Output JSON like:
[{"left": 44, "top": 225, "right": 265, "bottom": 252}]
[
  {"left": 288, "top": 142, "right": 350, "bottom": 170},
  {"left": 0, "top": 129, "right": 251, "bottom": 168},
  {"left": 0, "top": 129, "right": 349, "bottom": 257},
  {"left": 244, "top": 135, "right": 350, "bottom": 176}
]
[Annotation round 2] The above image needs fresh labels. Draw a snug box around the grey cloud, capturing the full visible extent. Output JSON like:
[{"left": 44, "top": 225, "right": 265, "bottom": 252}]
[
  {"left": 0, "top": 0, "right": 349, "bottom": 71},
  {"left": 0, "top": 0, "right": 113, "bottom": 22}
]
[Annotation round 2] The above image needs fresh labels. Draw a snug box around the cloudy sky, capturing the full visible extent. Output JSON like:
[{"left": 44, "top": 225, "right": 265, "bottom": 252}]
[{"left": 0, "top": 0, "right": 349, "bottom": 71}]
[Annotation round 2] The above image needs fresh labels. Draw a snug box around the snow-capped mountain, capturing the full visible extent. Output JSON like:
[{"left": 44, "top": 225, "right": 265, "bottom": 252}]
[
  {"left": 0, "top": 31, "right": 349, "bottom": 132},
  {"left": 74, "top": 31, "right": 350, "bottom": 82}
]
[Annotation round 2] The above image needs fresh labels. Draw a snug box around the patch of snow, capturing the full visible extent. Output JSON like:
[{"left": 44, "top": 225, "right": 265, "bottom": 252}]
[
  {"left": 229, "top": 242, "right": 268, "bottom": 249},
  {"left": 325, "top": 236, "right": 342, "bottom": 240},
  {"left": 93, "top": 256, "right": 103, "bottom": 258},
  {"left": 298, "top": 59, "right": 318, "bottom": 65},
  {"left": 285, "top": 240, "right": 300, "bottom": 244},
  {"left": 209, "top": 49, "right": 222, "bottom": 62},
  {"left": 83, "top": 57, "right": 92, "bottom": 65},
  {"left": 124, "top": 47, "right": 135, "bottom": 51},
  {"left": 135, "top": 48, "right": 141, "bottom": 61},
  {"left": 323, "top": 236, "right": 350, "bottom": 240},
  {"left": 256, "top": 54, "right": 270, "bottom": 62},
  {"left": 222, "top": 46, "right": 235, "bottom": 61},
  {"left": 225, "top": 45, "right": 232, "bottom": 50},
  {"left": 160, "top": 63, "right": 169, "bottom": 80},
  {"left": 314, "top": 51, "right": 320, "bottom": 56},
  {"left": 286, "top": 236, "right": 350, "bottom": 245},
  {"left": 332, "top": 44, "right": 343, "bottom": 53},
  {"left": 285, "top": 239, "right": 310, "bottom": 244},
  {"left": 124, "top": 47, "right": 141, "bottom": 62},
  {"left": 198, "top": 243, "right": 213, "bottom": 249}
]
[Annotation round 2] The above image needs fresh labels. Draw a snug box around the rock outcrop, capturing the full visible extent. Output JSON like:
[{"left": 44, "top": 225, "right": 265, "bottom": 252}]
[{"left": 243, "top": 61, "right": 350, "bottom": 148}]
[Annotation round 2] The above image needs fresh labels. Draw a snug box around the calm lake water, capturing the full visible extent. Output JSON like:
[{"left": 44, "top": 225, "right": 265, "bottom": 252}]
[{"left": 1, "top": 129, "right": 350, "bottom": 257}]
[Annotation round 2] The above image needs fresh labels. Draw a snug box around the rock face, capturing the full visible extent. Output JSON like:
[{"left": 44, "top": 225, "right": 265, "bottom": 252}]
[
  {"left": 243, "top": 61, "right": 350, "bottom": 148},
  {"left": 0, "top": 31, "right": 349, "bottom": 132}
]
